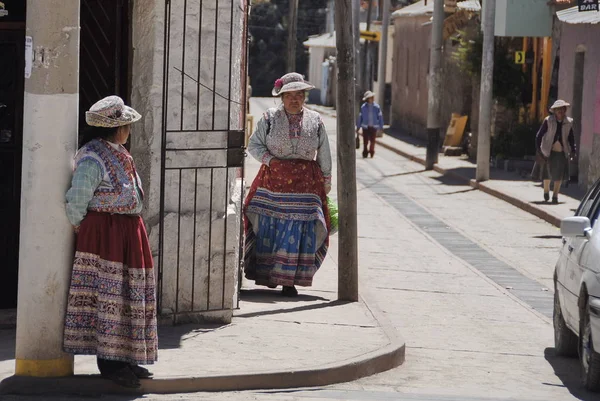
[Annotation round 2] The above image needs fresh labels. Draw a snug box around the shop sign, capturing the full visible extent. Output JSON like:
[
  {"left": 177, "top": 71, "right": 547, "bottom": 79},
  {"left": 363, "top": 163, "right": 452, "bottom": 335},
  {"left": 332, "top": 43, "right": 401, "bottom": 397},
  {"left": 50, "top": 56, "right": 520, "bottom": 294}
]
[{"left": 579, "top": 0, "right": 599, "bottom": 12}]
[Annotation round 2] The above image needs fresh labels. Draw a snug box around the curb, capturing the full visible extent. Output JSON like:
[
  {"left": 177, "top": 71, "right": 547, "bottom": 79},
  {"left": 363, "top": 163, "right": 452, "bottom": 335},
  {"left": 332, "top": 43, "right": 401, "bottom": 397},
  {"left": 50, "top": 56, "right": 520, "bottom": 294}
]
[
  {"left": 375, "top": 139, "right": 562, "bottom": 228},
  {"left": 0, "top": 297, "right": 405, "bottom": 396}
]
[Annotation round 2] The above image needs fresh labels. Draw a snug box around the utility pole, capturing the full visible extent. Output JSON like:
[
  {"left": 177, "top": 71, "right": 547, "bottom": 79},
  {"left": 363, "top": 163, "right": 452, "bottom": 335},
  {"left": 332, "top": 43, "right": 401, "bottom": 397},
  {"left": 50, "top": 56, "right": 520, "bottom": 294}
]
[
  {"left": 476, "top": 0, "right": 496, "bottom": 181},
  {"left": 361, "top": 0, "right": 374, "bottom": 91},
  {"left": 327, "top": 0, "right": 335, "bottom": 33},
  {"left": 287, "top": 0, "right": 299, "bottom": 72},
  {"left": 425, "top": 0, "right": 444, "bottom": 170},
  {"left": 377, "top": 0, "right": 390, "bottom": 108},
  {"left": 353, "top": 0, "right": 362, "bottom": 108},
  {"left": 335, "top": 0, "right": 358, "bottom": 302}
]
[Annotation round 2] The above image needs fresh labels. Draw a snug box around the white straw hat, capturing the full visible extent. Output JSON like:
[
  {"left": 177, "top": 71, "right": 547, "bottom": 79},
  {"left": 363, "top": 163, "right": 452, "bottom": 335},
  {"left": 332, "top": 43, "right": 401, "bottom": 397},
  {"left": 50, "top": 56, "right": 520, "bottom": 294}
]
[
  {"left": 272, "top": 73, "right": 315, "bottom": 96},
  {"left": 362, "top": 91, "right": 375, "bottom": 101},
  {"left": 550, "top": 99, "right": 570, "bottom": 110},
  {"left": 85, "top": 96, "right": 142, "bottom": 128}
]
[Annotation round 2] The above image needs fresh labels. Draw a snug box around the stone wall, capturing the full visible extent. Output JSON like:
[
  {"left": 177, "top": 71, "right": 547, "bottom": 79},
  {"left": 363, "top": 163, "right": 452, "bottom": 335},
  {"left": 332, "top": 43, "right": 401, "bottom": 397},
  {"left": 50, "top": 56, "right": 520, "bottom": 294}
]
[{"left": 130, "top": 0, "right": 245, "bottom": 324}]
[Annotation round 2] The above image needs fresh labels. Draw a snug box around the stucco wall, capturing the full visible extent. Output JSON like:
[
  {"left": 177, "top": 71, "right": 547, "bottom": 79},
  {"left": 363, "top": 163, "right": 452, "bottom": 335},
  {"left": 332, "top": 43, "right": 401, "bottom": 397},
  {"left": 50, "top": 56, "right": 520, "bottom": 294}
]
[
  {"left": 391, "top": 15, "right": 474, "bottom": 141},
  {"left": 391, "top": 15, "right": 431, "bottom": 139},
  {"left": 130, "top": 0, "right": 245, "bottom": 323},
  {"left": 558, "top": 22, "right": 600, "bottom": 189}
]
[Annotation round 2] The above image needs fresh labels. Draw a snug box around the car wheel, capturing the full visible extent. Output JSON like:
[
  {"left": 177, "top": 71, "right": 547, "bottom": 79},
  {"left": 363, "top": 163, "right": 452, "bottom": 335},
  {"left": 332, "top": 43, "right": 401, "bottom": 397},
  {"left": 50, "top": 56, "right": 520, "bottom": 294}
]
[
  {"left": 554, "top": 291, "right": 578, "bottom": 357},
  {"left": 581, "top": 304, "right": 600, "bottom": 391}
]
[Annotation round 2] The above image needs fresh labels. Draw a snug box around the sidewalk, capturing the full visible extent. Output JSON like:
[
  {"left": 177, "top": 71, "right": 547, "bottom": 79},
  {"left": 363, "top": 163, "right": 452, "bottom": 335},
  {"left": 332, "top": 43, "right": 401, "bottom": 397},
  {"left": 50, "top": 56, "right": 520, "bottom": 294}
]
[
  {"left": 306, "top": 103, "right": 584, "bottom": 228},
  {"left": 0, "top": 107, "right": 404, "bottom": 397}
]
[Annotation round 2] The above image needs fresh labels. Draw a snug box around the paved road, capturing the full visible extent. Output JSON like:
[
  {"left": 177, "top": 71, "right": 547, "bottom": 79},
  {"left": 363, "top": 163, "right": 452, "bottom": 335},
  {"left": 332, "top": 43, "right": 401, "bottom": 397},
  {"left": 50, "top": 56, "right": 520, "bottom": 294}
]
[{"left": 6, "top": 99, "right": 598, "bottom": 401}]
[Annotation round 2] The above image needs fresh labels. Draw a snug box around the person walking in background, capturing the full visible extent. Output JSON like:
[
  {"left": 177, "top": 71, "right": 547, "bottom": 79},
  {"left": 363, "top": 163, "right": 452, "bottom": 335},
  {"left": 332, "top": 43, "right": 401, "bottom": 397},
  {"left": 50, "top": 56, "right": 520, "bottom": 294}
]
[
  {"left": 534, "top": 99, "right": 576, "bottom": 204},
  {"left": 244, "top": 72, "right": 332, "bottom": 297},
  {"left": 64, "top": 96, "right": 157, "bottom": 388},
  {"left": 357, "top": 91, "right": 384, "bottom": 158}
]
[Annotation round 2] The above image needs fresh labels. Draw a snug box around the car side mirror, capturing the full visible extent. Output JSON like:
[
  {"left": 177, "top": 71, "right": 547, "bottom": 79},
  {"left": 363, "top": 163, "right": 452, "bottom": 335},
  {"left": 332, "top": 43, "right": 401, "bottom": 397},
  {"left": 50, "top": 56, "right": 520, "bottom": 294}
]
[{"left": 561, "top": 216, "right": 592, "bottom": 238}]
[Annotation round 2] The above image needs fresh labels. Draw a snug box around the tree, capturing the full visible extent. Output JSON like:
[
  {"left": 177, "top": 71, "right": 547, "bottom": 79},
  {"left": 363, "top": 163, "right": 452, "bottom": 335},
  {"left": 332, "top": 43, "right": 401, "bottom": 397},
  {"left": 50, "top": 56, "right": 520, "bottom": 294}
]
[{"left": 249, "top": 0, "right": 327, "bottom": 96}]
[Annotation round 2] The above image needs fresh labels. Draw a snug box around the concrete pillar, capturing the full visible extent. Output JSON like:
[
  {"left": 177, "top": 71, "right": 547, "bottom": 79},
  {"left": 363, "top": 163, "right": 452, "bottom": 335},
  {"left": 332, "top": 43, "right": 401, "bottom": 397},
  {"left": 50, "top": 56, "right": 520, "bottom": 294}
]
[{"left": 15, "top": 0, "right": 80, "bottom": 377}]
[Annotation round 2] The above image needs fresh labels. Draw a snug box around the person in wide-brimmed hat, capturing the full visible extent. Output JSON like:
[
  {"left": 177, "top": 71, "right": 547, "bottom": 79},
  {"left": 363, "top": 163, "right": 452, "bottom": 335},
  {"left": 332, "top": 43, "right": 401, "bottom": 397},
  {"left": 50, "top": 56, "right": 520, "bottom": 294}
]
[
  {"left": 64, "top": 95, "right": 157, "bottom": 389},
  {"left": 356, "top": 90, "right": 384, "bottom": 158},
  {"left": 244, "top": 72, "right": 332, "bottom": 297},
  {"left": 532, "top": 99, "right": 576, "bottom": 203}
]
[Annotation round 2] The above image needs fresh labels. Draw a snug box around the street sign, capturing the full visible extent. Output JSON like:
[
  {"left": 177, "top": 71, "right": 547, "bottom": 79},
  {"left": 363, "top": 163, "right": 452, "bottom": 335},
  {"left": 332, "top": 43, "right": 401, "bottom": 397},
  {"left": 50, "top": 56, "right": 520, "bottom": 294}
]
[
  {"left": 515, "top": 51, "right": 525, "bottom": 65},
  {"left": 579, "top": 0, "right": 599, "bottom": 11},
  {"left": 359, "top": 30, "right": 381, "bottom": 42}
]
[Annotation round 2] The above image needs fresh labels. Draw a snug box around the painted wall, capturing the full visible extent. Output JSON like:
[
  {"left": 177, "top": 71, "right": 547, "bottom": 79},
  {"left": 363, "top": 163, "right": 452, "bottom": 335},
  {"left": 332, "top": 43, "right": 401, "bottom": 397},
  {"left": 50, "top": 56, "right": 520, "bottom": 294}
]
[
  {"left": 131, "top": 0, "right": 245, "bottom": 323},
  {"left": 391, "top": 15, "right": 431, "bottom": 139},
  {"left": 391, "top": 15, "right": 474, "bottom": 141},
  {"left": 558, "top": 22, "right": 600, "bottom": 189}
]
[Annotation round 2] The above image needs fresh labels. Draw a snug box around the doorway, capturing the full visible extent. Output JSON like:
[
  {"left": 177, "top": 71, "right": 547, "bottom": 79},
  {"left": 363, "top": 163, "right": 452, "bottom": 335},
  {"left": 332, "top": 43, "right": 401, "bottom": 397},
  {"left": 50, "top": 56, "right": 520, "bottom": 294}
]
[
  {"left": 572, "top": 50, "right": 585, "bottom": 182},
  {"left": 0, "top": 1, "right": 26, "bottom": 310},
  {"left": 79, "top": 0, "right": 131, "bottom": 136}
]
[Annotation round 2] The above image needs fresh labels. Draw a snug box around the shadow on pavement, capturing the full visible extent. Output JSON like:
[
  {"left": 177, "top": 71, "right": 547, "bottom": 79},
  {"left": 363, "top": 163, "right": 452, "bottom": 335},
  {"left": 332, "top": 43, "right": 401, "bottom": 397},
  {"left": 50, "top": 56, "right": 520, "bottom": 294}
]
[
  {"left": 158, "top": 323, "right": 227, "bottom": 350},
  {"left": 438, "top": 188, "right": 477, "bottom": 196},
  {"left": 545, "top": 347, "right": 600, "bottom": 401},
  {"left": 240, "top": 288, "right": 330, "bottom": 303},
  {"left": 532, "top": 235, "right": 563, "bottom": 240},
  {"left": 235, "top": 299, "right": 348, "bottom": 319},
  {"left": 431, "top": 169, "right": 472, "bottom": 186},
  {"left": 0, "top": 329, "right": 14, "bottom": 362}
]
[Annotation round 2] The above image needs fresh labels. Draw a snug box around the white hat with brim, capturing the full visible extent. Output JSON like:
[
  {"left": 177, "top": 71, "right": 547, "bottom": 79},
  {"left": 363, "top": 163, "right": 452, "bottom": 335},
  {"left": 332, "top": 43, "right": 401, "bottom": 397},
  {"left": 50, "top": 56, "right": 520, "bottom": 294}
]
[
  {"left": 550, "top": 99, "right": 570, "bottom": 110},
  {"left": 272, "top": 72, "right": 315, "bottom": 96},
  {"left": 85, "top": 95, "right": 142, "bottom": 128},
  {"left": 362, "top": 91, "right": 376, "bottom": 101}
]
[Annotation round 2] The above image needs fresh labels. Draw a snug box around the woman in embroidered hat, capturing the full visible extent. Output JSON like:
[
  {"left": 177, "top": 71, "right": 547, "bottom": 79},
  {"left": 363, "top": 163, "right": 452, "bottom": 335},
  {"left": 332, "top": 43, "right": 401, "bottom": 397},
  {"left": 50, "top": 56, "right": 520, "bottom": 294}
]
[
  {"left": 63, "top": 96, "right": 157, "bottom": 388},
  {"left": 533, "top": 99, "right": 576, "bottom": 204},
  {"left": 244, "top": 72, "right": 332, "bottom": 297}
]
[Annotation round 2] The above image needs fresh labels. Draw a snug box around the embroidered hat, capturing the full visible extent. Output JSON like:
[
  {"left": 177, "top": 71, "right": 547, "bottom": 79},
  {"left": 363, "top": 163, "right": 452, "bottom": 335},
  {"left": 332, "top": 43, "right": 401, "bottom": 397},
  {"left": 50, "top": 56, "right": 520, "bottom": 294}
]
[
  {"left": 272, "top": 72, "right": 315, "bottom": 96},
  {"left": 85, "top": 96, "right": 142, "bottom": 128},
  {"left": 550, "top": 99, "right": 570, "bottom": 110},
  {"left": 362, "top": 91, "right": 375, "bottom": 101}
]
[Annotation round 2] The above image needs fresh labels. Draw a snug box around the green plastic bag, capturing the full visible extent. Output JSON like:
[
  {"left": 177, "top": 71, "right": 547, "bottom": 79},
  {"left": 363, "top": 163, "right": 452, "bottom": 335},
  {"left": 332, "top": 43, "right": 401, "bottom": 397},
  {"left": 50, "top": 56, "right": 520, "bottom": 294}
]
[{"left": 327, "top": 197, "right": 339, "bottom": 235}]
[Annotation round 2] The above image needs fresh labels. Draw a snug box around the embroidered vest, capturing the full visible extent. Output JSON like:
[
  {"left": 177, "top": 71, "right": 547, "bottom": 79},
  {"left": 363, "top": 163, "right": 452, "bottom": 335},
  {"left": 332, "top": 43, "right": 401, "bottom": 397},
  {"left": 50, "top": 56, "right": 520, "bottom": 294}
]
[
  {"left": 264, "top": 105, "right": 322, "bottom": 161},
  {"left": 541, "top": 115, "right": 573, "bottom": 158},
  {"left": 74, "top": 138, "right": 143, "bottom": 213}
]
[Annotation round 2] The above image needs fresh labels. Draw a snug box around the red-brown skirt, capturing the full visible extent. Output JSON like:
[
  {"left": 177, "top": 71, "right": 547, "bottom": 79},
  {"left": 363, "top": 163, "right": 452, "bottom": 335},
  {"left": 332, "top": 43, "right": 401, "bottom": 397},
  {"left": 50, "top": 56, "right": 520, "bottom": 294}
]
[{"left": 63, "top": 212, "right": 158, "bottom": 365}]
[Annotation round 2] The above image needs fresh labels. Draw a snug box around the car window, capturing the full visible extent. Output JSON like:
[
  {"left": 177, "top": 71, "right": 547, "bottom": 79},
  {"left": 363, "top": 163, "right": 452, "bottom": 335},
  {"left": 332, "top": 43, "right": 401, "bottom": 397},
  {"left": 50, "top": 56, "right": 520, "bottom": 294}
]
[
  {"left": 577, "top": 179, "right": 600, "bottom": 218},
  {"left": 589, "top": 196, "right": 600, "bottom": 227}
]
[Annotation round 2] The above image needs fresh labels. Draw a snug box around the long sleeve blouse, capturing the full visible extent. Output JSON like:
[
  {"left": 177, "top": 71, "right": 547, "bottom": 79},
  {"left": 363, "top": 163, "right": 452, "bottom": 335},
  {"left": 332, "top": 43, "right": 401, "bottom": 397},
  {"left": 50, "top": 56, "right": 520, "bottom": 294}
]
[{"left": 248, "top": 107, "right": 332, "bottom": 182}]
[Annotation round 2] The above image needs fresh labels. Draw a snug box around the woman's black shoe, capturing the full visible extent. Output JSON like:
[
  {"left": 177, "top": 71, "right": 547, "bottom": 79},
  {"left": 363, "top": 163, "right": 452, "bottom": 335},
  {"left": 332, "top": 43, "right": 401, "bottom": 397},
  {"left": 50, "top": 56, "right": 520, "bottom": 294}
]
[
  {"left": 552, "top": 196, "right": 559, "bottom": 204},
  {"left": 130, "top": 364, "right": 153, "bottom": 379},
  {"left": 544, "top": 192, "right": 550, "bottom": 202},
  {"left": 282, "top": 286, "right": 298, "bottom": 297},
  {"left": 105, "top": 366, "right": 141, "bottom": 388}
]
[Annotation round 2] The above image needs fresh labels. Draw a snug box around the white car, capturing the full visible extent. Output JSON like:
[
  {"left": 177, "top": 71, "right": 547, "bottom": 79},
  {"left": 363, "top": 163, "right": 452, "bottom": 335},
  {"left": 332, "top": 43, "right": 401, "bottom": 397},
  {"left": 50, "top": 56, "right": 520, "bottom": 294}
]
[{"left": 554, "top": 180, "right": 600, "bottom": 391}]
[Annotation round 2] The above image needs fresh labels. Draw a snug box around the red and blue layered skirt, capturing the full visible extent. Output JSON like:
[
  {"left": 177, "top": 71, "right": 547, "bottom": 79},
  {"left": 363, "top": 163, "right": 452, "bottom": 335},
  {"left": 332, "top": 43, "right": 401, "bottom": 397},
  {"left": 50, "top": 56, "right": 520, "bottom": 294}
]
[{"left": 244, "top": 159, "right": 330, "bottom": 287}]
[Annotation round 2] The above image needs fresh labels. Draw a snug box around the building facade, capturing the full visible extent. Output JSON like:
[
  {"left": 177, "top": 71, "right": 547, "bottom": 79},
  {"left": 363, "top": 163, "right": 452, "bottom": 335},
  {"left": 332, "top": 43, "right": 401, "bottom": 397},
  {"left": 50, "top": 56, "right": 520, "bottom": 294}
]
[{"left": 556, "top": 6, "right": 600, "bottom": 189}]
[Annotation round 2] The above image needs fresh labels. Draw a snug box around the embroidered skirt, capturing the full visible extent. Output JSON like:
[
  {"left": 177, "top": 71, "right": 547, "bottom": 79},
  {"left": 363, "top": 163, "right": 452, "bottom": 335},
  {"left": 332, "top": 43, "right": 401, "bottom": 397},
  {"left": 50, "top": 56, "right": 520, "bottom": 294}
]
[
  {"left": 63, "top": 212, "right": 158, "bottom": 365},
  {"left": 244, "top": 159, "right": 330, "bottom": 287}
]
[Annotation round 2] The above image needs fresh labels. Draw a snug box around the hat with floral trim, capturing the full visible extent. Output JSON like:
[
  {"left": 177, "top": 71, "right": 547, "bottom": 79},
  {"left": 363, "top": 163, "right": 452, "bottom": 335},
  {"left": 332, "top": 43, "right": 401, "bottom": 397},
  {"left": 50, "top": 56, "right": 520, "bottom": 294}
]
[
  {"left": 272, "top": 72, "right": 315, "bottom": 96},
  {"left": 85, "top": 96, "right": 142, "bottom": 128}
]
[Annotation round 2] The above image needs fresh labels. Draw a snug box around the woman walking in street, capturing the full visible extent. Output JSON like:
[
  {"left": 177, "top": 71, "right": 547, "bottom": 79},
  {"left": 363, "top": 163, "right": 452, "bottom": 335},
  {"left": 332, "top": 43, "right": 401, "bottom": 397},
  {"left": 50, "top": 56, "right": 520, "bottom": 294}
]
[
  {"left": 244, "top": 72, "right": 332, "bottom": 297},
  {"left": 64, "top": 96, "right": 157, "bottom": 388},
  {"left": 357, "top": 91, "right": 384, "bottom": 158},
  {"left": 535, "top": 99, "right": 576, "bottom": 204}
]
